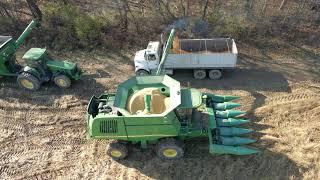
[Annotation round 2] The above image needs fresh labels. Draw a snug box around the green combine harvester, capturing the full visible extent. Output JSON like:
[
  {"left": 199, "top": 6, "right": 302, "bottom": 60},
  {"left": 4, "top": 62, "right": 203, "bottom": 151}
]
[
  {"left": 0, "top": 19, "right": 82, "bottom": 90},
  {"left": 86, "top": 29, "right": 258, "bottom": 160}
]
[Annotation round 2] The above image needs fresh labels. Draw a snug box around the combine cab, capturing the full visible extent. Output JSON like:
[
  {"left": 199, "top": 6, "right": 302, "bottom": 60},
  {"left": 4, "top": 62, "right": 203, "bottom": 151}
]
[{"left": 87, "top": 75, "right": 258, "bottom": 160}]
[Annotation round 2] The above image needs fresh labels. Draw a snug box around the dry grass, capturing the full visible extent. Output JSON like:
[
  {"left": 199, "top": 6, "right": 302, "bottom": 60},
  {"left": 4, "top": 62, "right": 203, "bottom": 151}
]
[{"left": 0, "top": 39, "right": 319, "bottom": 179}]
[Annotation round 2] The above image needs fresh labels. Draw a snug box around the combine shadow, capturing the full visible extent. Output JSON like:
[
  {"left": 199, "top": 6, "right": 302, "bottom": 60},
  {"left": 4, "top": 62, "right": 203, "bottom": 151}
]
[{"left": 113, "top": 140, "right": 302, "bottom": 179}]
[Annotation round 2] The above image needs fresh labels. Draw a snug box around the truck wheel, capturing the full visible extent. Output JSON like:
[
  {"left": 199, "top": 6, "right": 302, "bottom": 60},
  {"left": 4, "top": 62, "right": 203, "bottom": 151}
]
[
  {"left": 193, "top": 69, "right": 206, "bottom": 79},
  {"left": 136, "top": 69, "right": 149, "bottom": 76},
  {"left": 107, "top": 142, "right": 128, "bottom": 160},
  {"left": 54, "top": 74, "right": 71, "bottom": 88},
  {"left": 17, "top": 72, "right": 40, "bottom": 91},
  {"left": 208, "top": 70, "right": 222, "bottom": 80},
  {"left": 156, "top": 138, "right": 184, "bottom": 160}
]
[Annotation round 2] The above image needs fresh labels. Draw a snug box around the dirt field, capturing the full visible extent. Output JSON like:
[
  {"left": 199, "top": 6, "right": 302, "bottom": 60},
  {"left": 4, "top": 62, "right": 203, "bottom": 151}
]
[{"left": 0, "top": 40, "right": 319, "bottom": 180}]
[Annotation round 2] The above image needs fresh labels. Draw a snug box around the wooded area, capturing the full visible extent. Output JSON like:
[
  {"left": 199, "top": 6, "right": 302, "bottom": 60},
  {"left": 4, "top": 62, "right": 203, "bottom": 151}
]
[{"left": 0, "top": 0, "right": 319, "bottom": 49}]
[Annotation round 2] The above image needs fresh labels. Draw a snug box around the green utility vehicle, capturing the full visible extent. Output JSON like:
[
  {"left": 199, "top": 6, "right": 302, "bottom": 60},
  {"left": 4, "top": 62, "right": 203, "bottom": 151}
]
[
  {"left": 86, "top": 28, "right": 257, "bottom": 160},
  {"left": 0, "top": 20, "right": 82, "bottom": 90},
  {"left": 87, "top": 75, "right": 258, "bottom": 160}
]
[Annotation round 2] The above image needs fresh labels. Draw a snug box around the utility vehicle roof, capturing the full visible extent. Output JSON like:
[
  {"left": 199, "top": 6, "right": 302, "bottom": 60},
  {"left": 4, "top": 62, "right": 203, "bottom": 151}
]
[
  {"left": 178, "top": 88, "right": 202, "bottom": 108},
  {"left": 0, "top": 36, "right": 13, "bottom": 49},
  {"left": 22, "top": 48, "right": 46, "bottom": 60}
]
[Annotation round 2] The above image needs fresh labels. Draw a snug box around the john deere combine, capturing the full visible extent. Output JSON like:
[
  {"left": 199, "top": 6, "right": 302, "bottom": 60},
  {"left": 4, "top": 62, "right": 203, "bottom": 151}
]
[
  {"left": 0, "top": 19, "right": 82, "bottom": 90},
  {"left": 86, "top": 29, "right": 258, "bottom": 160}
]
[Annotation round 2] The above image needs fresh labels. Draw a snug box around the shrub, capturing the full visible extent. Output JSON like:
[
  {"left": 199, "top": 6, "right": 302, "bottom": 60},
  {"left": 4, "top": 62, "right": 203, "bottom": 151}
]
[
  {"left": 208, "top": 10, "right": 250, "bottom": 39},
  {"left": 42, "top": 2, "right": 110, "bottom": 49}
]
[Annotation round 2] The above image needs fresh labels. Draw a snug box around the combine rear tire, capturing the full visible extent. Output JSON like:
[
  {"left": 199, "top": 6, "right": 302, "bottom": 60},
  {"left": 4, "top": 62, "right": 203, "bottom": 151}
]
[
  {"left": 156, "top": 138, "right": 184, "bottom": 160},
  {"left": 17, "top": 72, "right": 40, "bottom": 91},
  {"left": 54, "top": 74, "right": 71, "bottom": 89},
  {"left": 193, "top": 69, "right": 206, "bottom": 79},
  {"left": 136, "top": 69, "right": 149, "bottom": 76},
  {"left": 208, "top": 69, "right": 222, "bottom": 80},
  {"left": 107, "top": 142, "right": 128, "bottom": 160}
]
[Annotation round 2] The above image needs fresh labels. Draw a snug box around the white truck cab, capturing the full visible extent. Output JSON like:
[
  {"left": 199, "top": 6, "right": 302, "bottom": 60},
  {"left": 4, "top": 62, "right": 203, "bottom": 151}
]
[{"left": 134, "top": 41, "right": 161, "bottom": 75}]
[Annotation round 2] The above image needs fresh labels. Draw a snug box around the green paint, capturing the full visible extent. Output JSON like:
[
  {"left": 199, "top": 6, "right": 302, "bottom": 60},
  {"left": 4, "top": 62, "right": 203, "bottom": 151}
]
[
  {"left": 0, "top": 20, "right": 82, "bottom": 88},
  {"left": 15, "top": 20, "right": 39, "bottom": 48},
  {"left": 156, "top": 29, "right": 175, "bottom": 75},
  {"left": 86, "top": 75, "right": 258, "bottom": 156},
  {"left": 144, "top": 94, "right": 151, "bottom": 113}
]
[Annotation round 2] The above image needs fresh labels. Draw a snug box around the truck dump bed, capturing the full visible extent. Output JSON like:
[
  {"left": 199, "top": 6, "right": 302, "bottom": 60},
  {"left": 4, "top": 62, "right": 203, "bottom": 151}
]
[
  {"left": 172, "top": 38, "right": 236, "bottom": 54},
  {"left": 0, "top": 36, "right": 13, "bottom": 50},
  {"left": 165, "top": 37, "right": 238, "bottom": 69}
]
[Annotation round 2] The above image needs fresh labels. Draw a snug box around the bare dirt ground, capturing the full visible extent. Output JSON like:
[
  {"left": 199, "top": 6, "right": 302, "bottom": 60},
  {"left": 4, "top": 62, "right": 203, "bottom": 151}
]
[{"left": 0, "top": 39, "right": 319, "bottom": 180}]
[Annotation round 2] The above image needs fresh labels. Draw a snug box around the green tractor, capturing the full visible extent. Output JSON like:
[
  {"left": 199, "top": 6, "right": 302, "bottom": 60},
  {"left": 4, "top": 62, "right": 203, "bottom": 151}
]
[
  {"left": 0, "top": 19, "right": 82, "bottom": 91},
  {"left": 86, "top": 29, "right": 257, "bottom": 160}
]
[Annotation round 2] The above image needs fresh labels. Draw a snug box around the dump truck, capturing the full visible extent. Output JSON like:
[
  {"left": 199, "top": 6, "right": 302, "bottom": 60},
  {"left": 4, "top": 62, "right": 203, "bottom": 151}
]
[
  {"left": 86, "top": 29, "right": 257, "bottom": 160},
  {"left": 0, "top": 19, "right": 82, "bottom": 90},
  {"left": 134, "top": 31, "right": 238, "bottom": 79}
]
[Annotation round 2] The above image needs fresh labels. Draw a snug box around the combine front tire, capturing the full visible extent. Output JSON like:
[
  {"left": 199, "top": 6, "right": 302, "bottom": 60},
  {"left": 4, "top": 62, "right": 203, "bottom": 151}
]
[
  {"left": 107, "top": 142, "right": 128, "bottom": 160},
  {"left": 54, "top": 74, "right": 71, "bottom": 89},
  {"left": 156, "top": 138, "right": 184, "bottom": 160},
  {"left": 17, "top": 72, "right": 40, "bottom": 91}
]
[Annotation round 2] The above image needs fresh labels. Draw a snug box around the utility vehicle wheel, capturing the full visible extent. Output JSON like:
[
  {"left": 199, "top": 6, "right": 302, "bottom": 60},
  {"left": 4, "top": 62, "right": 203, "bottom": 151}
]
[
  {"left": 107, "top": 142, "right": 128, "bottom": 160},
  {"left": 156, "top": 138, "right": 184, "bottom": 160},
  {"left": 136, "top": 69, "right": 149, "bottom": 76},
  {"left": 54, "top": 74, "right": 71, "bottom": 88},
  {"left": 193, "top": 69, "right": 206, "bottom": 79},
  {"left": 208, "top": 69, "right": 222, "bottom": 80},
  {"left": 17, "top": 72, "right": 40, "bottom": 91}
]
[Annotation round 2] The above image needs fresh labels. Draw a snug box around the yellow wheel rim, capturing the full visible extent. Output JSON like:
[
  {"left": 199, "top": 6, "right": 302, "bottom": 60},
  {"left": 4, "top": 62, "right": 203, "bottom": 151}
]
[
  {"left": 57, "top": 79, "right": 67, "bottom": 87},
  {"left": 163, "top": 148, "right": 177, "bottom": 158},
  {"left": 20, "top": 79, "right": 34, "bottom": 89},
  {"left": 110, "top": 150, "right": 122, "bottom": 158}
]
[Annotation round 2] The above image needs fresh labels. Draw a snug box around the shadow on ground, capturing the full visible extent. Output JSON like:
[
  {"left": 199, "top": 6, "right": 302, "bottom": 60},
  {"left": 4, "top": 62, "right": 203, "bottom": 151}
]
[
  {"left": 114, "top": 139, "right": 302, "bottom": 179},
  {"left": 0, "top": 72, "right": 106, "bottom": 106}
]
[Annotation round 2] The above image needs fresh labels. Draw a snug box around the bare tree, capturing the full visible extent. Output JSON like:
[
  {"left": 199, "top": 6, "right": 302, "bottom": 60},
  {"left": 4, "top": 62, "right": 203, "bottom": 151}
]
[
  {"left": 26, "top": 0, "right": 42, "bottom": 20},
  {"left": 201, "top": 0, "right": 209, "bottom": 20}
]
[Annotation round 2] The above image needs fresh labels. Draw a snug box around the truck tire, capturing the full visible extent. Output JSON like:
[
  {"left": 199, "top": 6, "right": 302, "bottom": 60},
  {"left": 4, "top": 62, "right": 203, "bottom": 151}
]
[
  {"left": 107, "top": 142, "right": 128, "bottom": 160},
  {"left": 208, "top": 70, "right": 222, "bottom": 80},
  {"left": 17, "top": 72, "right": 40, "bottom": 91},
  {"left": 193, "top": 69, "right": 206, "bottom": 79},
  {"left": 54, "top": 74, "right": 71, "bottom": 89},
  {"left": 136, "top": 69, "right": 149, "bottom": 76},
  {"left": 156, "top": 138, "right": 184, "bottom": 160}
]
